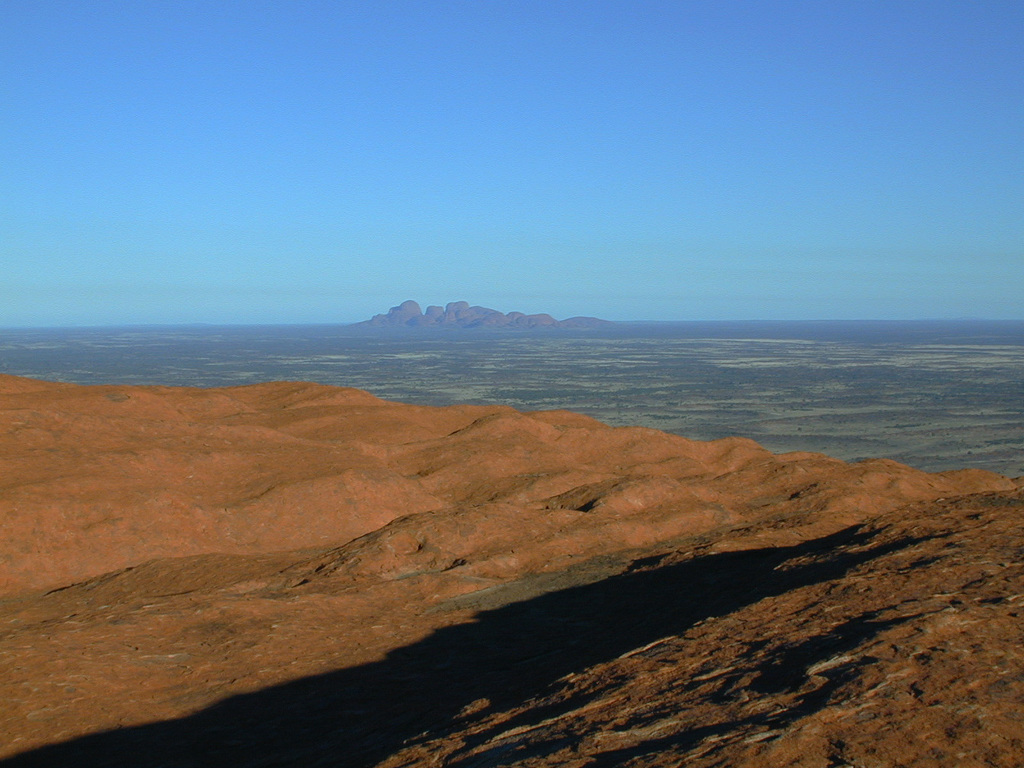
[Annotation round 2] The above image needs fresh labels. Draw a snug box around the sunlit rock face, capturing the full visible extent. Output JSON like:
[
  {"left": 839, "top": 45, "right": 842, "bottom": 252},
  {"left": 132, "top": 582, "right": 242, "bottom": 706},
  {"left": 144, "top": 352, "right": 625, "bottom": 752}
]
[{"left": 0, "top": 373, "right": 1021, "bottom": 767}]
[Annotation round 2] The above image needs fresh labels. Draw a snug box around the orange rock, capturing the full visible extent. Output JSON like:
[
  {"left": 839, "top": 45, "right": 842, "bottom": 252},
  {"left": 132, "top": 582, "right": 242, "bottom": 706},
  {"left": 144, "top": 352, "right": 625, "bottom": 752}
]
[{"left": 0, "top": 375, "right": 1021, "bottom": 765}]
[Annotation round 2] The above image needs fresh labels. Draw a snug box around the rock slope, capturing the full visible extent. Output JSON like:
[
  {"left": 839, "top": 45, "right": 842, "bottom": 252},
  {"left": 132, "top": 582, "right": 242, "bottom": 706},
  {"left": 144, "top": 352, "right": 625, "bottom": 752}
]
[{"left": 0, "top": 374, "right": 1021, "bottom": 766}]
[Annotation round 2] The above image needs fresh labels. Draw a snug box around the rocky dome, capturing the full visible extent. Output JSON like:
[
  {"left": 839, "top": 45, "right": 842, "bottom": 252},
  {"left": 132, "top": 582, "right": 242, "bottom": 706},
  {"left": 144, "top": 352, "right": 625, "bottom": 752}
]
[
  {"left": 1, "top": 374, "right": 1021, "bottom": 766},
  {"left": 356, "top": 300, "right": 611, "bottom": 329}
]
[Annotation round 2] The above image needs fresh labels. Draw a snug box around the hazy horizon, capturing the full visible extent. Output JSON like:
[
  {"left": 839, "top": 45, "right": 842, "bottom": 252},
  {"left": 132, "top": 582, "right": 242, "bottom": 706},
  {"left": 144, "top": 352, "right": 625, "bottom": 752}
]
[
  {"left": 4, "top": 314, "right": 1024, "bottom": 332},
  {"left": 3, "top": 321, "right": 1022, "bottom": 477},
  {"left": 3, "top": 2, "right": 1022, "bottom": 326}
]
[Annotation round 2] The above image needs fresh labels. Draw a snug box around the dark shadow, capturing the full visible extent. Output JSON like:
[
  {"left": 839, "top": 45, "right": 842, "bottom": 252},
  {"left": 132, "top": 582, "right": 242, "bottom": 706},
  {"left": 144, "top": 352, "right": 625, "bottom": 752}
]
[
  {"left": 582, "top": 611, "right": 901, "bottom": 768},
  {"left": 3, "top": 525, "right": 925, "bottom": 768}
]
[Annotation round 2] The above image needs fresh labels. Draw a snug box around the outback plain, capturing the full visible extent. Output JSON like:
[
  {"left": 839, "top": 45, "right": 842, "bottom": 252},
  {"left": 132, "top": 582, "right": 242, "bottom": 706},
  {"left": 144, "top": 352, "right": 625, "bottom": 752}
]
[{"left": 2, "top": 320, "right": 1022, "bottom": 476}]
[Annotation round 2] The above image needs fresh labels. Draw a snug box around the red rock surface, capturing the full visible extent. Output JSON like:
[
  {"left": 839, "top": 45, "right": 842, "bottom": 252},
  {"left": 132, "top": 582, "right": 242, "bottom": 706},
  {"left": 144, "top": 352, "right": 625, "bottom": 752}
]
[{"left": 0, "top": 374, "right": 1021, "bottom": 765}]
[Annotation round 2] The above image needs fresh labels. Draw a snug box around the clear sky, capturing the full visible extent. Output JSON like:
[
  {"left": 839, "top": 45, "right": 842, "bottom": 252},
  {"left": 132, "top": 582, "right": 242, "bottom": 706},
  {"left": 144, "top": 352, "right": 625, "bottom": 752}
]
[{"left": 2, "top": 1, "right": 1022, "bottom": 326}]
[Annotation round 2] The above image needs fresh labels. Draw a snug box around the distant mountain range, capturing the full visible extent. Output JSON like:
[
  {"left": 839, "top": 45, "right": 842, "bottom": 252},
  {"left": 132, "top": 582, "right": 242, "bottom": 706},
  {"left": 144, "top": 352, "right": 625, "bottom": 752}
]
[{"left": 353, "top": 300, "right": 612, "bottom": 329}]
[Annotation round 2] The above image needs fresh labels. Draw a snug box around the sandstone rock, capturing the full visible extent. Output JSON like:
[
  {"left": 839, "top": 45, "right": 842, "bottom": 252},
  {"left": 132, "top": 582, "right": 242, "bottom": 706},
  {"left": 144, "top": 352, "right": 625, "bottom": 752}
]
[
  {"left": 0, "top": 374, "right": 1020, "bottom": 766},
  {"left": 366, "top": 299, "right": 424, "bottom": 326}
]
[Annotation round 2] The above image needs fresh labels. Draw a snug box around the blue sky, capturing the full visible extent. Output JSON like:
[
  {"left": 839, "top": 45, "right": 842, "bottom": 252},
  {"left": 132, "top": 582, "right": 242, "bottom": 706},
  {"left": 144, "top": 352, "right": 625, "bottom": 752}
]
[{"left": 2, "top": 1, "right": 1022, "bottom": 325}]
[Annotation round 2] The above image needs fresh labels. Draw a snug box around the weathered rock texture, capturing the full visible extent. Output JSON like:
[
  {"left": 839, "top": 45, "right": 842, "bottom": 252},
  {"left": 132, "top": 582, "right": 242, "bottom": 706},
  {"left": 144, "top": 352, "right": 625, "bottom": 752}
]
[
  {"left": 0, "top": 374, "right": 1021, "bottom": 766},
  {"left": 356, "top": 300, "right": 611, "bottom": 329}
]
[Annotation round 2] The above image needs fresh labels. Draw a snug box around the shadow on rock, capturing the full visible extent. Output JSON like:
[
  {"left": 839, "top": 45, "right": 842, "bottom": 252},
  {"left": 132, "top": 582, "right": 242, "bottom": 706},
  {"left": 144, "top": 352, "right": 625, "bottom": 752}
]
[{"left": 2, "top": 525, "right": 923, "bottom": 768}]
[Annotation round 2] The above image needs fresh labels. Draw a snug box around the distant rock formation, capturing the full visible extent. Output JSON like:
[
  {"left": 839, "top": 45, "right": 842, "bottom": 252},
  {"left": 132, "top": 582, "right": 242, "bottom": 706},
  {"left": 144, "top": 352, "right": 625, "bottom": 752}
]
[{"left": 355, "top": 300, "right": 612, "bottom": 329}]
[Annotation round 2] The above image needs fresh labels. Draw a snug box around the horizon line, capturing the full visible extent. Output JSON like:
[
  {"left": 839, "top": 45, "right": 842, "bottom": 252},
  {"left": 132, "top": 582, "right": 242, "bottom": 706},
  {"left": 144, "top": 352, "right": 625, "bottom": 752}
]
[{"left": 3, "top": 317, "right": 1023, "bottom": 332}]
